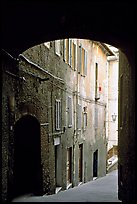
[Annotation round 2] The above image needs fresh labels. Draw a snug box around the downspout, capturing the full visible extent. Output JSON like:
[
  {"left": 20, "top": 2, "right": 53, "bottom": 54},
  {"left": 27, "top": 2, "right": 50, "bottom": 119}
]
[
  {"left": 106, "top": 60, "right": 109, "bottom": 149},
  {"left": 50, "top": 79, "right": 54, "bottom": 193},
  {"left": 73, "top": 39, "right": 79, "bottom": 186}
]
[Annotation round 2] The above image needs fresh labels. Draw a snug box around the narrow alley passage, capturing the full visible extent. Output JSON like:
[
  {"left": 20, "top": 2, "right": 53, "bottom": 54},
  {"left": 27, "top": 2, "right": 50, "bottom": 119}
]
[{"left": 12, "top": 170, "right": 121, "bottom": 202}]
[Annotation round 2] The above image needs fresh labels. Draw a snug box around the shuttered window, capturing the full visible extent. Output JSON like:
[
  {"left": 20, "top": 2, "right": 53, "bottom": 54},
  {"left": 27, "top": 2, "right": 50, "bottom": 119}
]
[
  {"left": 55, "top": 40, "right": 60, "bottom": 56},
  {"left": 68, "top": 96, "right": 72, "bottom": 127},
  {"left": 83, "top": 112, "right": 87, "bottom": 130},
  {"left": 78, "top": 104, "right": 82, "bottom": 130},
  {"left": 84, "top": 50, "right": 87, "bottom": 76},
  {"left": 63, "top": 39, "right": 66, "bottom": 61},
  {"left": 78, "top": 45, "right": 82, "bottom": 73},
  {"left": 63, "top": 39, "right": 77, "bottom": 70},
  {"left": 81, "top": 47, "right": 85, "bottom": 75},
  {"left": 72, "top": 42, "right": 76, "bottom": 70},
  {"left": 95, "top": 63, "right": 100, "bottom": 100},
  {"left": 78, "top": 44, "right": 87, "bottom": 76},
  {"left": 95, "top": 63, "right": 98, "bottom": 97},
  {"left": 63, "top": 39, "right": 69, "bottom": 63},
  {"left": 68, "top": 39, "right": 72, "bottom": 66},
  {"left": 55, "top": 100, "right": 61, "bottom": 130}
]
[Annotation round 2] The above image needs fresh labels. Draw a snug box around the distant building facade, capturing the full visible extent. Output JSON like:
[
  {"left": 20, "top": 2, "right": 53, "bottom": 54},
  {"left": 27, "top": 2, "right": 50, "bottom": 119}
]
[
  {"left": 2, "top": 39, "right": 115, "bottom": 202},
  {"left": 106, "top": 45, "right": 119, "bottom": 159}
]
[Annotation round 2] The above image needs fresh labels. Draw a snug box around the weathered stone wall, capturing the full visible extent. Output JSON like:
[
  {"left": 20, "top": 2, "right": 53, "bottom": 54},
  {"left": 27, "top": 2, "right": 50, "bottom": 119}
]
[
  {"left": 2, "top": 39, "right": 109, "bottom": 201},
  {"left": 118, "top": 50, "right": 135, "bottom": 202},
  {"left": 2, "top": 52, "right": 19, "bottom": 202}
]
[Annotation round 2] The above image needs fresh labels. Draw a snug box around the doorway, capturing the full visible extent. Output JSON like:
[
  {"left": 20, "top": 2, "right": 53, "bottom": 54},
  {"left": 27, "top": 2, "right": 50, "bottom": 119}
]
[
  {"left": 67, "top": 147, "right": 72, "bottom": 185},
  {"left": 13, "top": 115, "right": 43, "bottom": 198},
  {"left": 93, "top": 150, "right": 98, "bottom": 179},
  {"left": 79, "top": 144, "right": 83, "bottom": 183}
]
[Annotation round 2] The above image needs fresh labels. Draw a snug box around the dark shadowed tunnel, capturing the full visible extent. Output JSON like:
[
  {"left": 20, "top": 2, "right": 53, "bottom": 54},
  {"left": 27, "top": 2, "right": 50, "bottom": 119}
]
[{"left": 13, "top": 115, "right": 43, "bottom": 198}]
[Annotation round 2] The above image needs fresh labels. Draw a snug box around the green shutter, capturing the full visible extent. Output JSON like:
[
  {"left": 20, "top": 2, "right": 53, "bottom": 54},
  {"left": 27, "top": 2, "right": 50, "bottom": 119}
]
[
  {"left": 78, "top": 45, "right": 82, "bottom": 74},
  {"left": 84, "top": 50, "right": 87, "bottom": 76}
]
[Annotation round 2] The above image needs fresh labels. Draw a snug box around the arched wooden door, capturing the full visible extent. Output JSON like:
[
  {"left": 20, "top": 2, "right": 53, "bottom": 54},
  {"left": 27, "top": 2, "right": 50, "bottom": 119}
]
[{"left": 13, "top": 115, "right": 43, "bottom": 197}]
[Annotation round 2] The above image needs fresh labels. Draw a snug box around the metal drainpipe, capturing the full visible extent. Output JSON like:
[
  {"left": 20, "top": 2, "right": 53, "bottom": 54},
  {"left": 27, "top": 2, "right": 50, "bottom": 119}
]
[
  {"left": 73, "top": 39, "right": 79, "bottom": 186},
  {"left": 50, "top": 79, "right": 54, "bottom": 192},
  {"left": 51, "top": 80, "right": 54, "bottom": 142}
]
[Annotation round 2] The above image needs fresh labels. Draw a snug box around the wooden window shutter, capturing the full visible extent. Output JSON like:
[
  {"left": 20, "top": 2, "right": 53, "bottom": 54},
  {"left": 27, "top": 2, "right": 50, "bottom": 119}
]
[
  {"left": 78, "top": 104, "right": 82, "bottom": 130},
  {"left": 72, "top": 42, "right": 74, "bottom": 69},
  {"left": 63, "top": 39, "right": 66, "bottom": 61},
  {"left": 68, "top": 96, "right": 72, "bottom": 127},
  {"left": 71, "top": 42, "right": 76, "bottom": 70},
  {"left": 74, "top": 43, "right": 77, "bottom": 70},
  {"left": 81, "top": 48, "right": 85, "bottom": 75},
  {"left": 84, "top": 50, "right": 87, "bottom": 76},
  {"left": 68, "top": 39, "right": 72, "bottom": 66},
  {"left": 55, "top": 100, "right": 61, "bottom": 130},
  {"left": 55, "top": 40, "right": 60, "bottom": 56},
  {"left": 95, "top": 63, "right": 98, "bottom": 98},
  {"left": 78, "top": 45, "right": 82, "bottom": 74},
  {"left": 83, "top": 112, "right": 87, "bottom": 130},
  {"left": 63, "top": 39, "right": 69, "bottom": 63}
]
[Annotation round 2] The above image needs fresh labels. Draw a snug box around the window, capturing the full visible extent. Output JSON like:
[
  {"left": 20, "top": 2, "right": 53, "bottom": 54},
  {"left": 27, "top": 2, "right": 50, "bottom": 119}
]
[
  {"left": 78, "top": 44, "right": 87, "bottom": 76},
  {"left": 63, "top": 39, "right": 77, "bottom": 70},
  {"left": 68, "top": 96, "right": 72, "bottom": 127},
  {"left": 68, "top": 39, "right": 72, "bottom": 66},
  {"left": 78, "top": 44, "right": 82, "bottom": 73},
  {"left": 95, "top": 63, "right": 100, "bottom": 100},
  {"left": 55, "top": 40, "right": 60, "bottom": 56},
  {"left": 84, "top": 50, "right": 87, "bottom": 76},
  {"left": 55, "top": 100, "right": 61, "bottom": 130},
  {"left": 95, "top": 63, "right": 98, "bottom": 96},
  {"left": 63, "top": 39, "right": 69, "bottom": 63},
  {"left": 72, "top": 42, "right": 77, "bottom": 70},
  {"left": 81, "top": 47, "right": 85, "bottom": 75},
  {"left": 83, "top": 112, "right": 87, "bottom": 130},
  {"left": 78, "top": 104, "right": 82, "bottom": 130}
]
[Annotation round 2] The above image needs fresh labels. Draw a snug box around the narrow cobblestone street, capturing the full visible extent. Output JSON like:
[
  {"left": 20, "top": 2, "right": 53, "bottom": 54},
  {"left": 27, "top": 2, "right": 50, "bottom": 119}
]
[{"left": 12, "top": 169, "right": 121, "bottom": 202}]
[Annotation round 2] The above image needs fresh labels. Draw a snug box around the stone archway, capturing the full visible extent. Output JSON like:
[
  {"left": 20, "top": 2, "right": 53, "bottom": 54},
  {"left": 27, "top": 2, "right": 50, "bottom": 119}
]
[
  {"left": 1, "top": 2, "right": 135, "bottom": 202},
  {"left": 13, "top": 115, "right": 43, "bottom": 198}
]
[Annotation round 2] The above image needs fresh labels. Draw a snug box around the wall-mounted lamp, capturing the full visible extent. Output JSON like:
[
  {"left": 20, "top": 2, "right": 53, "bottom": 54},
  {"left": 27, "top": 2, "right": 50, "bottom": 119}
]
[{"left": 112, "top": 113, "right": 117, "bottom": 122}]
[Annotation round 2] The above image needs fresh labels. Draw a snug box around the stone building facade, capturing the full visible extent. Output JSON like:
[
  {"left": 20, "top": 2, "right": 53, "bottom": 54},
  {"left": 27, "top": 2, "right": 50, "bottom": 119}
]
[
  {"left": 2, "top": 39, "right": 114, "bottom": 201},
  {"left": 106, "top": 46, "right": 119, "bottom": 159}
]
